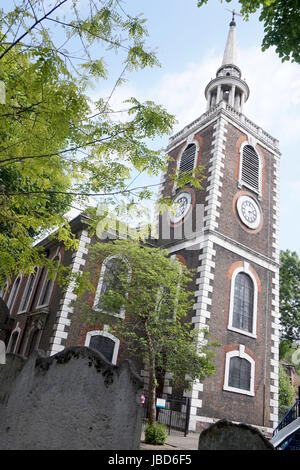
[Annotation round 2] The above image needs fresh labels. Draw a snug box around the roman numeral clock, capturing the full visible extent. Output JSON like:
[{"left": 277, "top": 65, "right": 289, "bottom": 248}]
[
  {"left": 236, "top": 195, "right": 262, "bottom": 230},
  {"left": 170, "top": 191, "right": 193, "bottom": 224}
]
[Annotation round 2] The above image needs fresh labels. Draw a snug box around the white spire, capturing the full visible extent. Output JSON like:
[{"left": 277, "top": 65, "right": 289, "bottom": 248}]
[
  {"left": 222, "top": 19, "right": 237, "bottom": 66},
  {"left": 204, "top": 16, "right": 249, "bottom": 113}
]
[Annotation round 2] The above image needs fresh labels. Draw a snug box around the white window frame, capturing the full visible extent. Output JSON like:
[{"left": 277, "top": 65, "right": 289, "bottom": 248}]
[
  {"left": 0, "top": 340, "right": 5, "bottom": 364},
  {"left": 7, "top": 274, "right": 22, "bottom": 313},
  {"left": 227, "top": 262, "right": 258, "bottom": 339},
  {"left": 238, "top": 142, "right": 262, "bottom": 197},
  {"left": 18, "top": 268, "right": 39, "bottom": 314},
  {"left": 173, "top": 139, "right": 199, "bottom": 193},
  {"left": 36, "top": 251, "right": 61, "bottom": 308},
  {"left": 85, "top": 327, "right": 120, "bottom": 365},
  {"left": 93, "top": 254, "right": 131, "bottom": 319},
  {"left": 223, "top": 345, "right": 255, "bottom": 396},
  {"left": 7, "top": 324, "right": 21, "bottom": 353}
]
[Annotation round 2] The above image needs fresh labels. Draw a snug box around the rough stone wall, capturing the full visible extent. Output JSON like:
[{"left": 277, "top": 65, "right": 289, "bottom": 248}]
[
  {"left": 198, "top": 419, "right": 274, "bottom": 450},
  {"left": 0, "top": 354, "right": 24, "bottom": 401},
  {"left": 0, "top": 348, "right": 143, "bottom": 450}
]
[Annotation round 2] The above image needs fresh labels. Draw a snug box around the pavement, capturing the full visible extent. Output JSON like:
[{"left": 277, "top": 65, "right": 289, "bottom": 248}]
[{"left": 140, "top": 431, "right": 200, "bottom": 450}]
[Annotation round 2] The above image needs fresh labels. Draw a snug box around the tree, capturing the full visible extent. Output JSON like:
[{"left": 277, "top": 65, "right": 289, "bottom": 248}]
[
  {"left": 78, "top": 239, "right": 216, "bottom": 424},
  {"left": 0, "top": 1, "right": 180, "bottom": 286},
  {"left": 280, "top": 250, "right": 300, "bottom": 343},
  {"left": 279, "top": 364, "right": 295, "bottom": 414},
  {"left": 279, "top": 342, "right": 300, "bottom": 376},
  {"left": 197, "top": 0, "right": 300, "bottom": 64}
]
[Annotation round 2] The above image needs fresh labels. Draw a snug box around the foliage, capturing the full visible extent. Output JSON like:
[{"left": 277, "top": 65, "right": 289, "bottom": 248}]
[
  {"left": 279, "top": 364, "right": 295, "bottom": 409},
  {"left": 145, "top": 422, "right": 167, "bottom": 445},
  {"left": 280, "top": 343, "right": 300, "bottom": 376},
  {"left": 78, "top": 239, "right": 217, "bottom": 424},
  {"left": 197, "top": 0, "right": 300, "bottom": 64},
  {"left": 0, "top": 1, "right": 178, "bottom": 286},
  {"left": 279, "top": 339, "right": 293, "bottom": 360},
  {"left": 279, "top": 250, "right": 300, "bottom": 342}
]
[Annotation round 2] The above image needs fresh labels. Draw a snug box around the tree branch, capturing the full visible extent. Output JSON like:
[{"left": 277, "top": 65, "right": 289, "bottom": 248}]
[{"left": 0, "top": 0, "right": 69, "bottom": 60}]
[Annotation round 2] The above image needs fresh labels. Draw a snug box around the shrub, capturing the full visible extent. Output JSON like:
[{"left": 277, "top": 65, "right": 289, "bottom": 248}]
[
  {"left": 279, "top": 365, "right": 295, "bottom": 409},
  {"left": 145, "top": 422, "right": 167, "bottom": 445}
]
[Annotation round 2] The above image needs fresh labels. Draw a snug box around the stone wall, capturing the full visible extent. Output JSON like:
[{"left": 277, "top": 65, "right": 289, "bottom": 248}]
[
  {"left": 0, "top": 347, "right": 143, "bottom": 450},
  {"left": 198, "top": 420, "right": 274, "bottom": 450}
]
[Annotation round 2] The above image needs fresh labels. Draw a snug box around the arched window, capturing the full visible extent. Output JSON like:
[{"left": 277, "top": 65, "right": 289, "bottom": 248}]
[
  {"left": 228, "top": 356, "right": 251, "bottom": 391},
  {"left": 26, "top": 328, "right": 40, "bottom": 357},
  {"left": 173, "top": 142, "right": 198, "bottom": 193},
  {"left": 8, "top": 330, "right": 20, "bottom": 353},
  {"left": 93, "top": 255, "right": 131, "bottom": 318},
  {"left": 19, "top": 268, "right": 38, "bottom": 313},
  {"left": 158, "top": 255, "right": 183, "bottom": 319},
  {"left": 31, "top": 266, "right": 46, "bottom": 308},
  {"left": 37, "top": 254, "right": 61, "bottom": 307},
  {"left": 228, "top": 264, "right": 258, "bottom": 338},
  {"left": 232, "top": 273, "right": 254, "bottom": 333},
  {"left": 179, "top": 144, "right": 196, "bottom": 174},
  {"left": 85, "top": 329, "right": 120, "bottom": 365},
  {"left": 223, "top": 346, "right": 255, "bottom": 396},
  {"left": 7, "top": 275, "right": 22, "bottom": 312},
  {"left": 240, "top": 144, "right": 261, "bottom": 195}
]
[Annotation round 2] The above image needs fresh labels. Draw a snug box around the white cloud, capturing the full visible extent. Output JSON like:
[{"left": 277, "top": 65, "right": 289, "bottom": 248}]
[
  {"left": 151, "top": 51, "right": 219, "bottom": 132},
  {"left": 242, "top": 47, "right": 300, "bottom": 143},
  {"left": 149, "top": 46, "right": 300, "bottom": 145},
  {"left": 88, "top": 45, "right": 300, "bottom": 145}
]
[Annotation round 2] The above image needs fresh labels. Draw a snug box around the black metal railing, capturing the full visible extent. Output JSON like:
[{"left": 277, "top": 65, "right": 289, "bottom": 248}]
[
  {"left": 143, "top": 395, "right": 191, "bottom": 436},
  {"left": 273, "top": 399, "right": 300, "bottom": 437}
]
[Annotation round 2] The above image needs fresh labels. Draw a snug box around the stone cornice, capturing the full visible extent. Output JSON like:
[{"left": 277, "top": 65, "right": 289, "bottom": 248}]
[
  {"left": 167, "top": 102, "right": 280, "bottom": 156},
  {"left": 205, "top": 75, "right": 250, "bottom": 100}
]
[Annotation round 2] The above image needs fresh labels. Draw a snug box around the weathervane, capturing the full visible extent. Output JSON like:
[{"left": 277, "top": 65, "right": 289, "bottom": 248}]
[{"left": 225, "top": 7, "right": 242, "bottom": 25}]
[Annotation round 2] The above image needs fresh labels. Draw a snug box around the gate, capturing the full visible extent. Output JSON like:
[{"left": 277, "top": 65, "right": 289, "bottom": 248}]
[{"left": 143, "top": 395, "right": 191, "bottom": 436}]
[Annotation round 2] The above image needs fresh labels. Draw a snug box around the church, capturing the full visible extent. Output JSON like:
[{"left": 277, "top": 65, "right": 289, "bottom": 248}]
[{"left": 0, "top": 17, "right": 280, "bottom": 436}]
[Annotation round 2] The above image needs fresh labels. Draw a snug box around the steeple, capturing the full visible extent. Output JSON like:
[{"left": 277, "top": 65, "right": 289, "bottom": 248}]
[
  {"left": 222, "top": 14, "right": 237, "bottom": 66},
  {"left": 204, "top": 16, "right": 249, "bottom": 113}
]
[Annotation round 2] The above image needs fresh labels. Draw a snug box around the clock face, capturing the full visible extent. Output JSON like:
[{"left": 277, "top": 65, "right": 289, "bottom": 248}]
[
  {"left": 170, "top": 192, "right": 192, "bottom": 223},
  {"left": 237, "top": 195, "right": 261, "bottom": 229}
]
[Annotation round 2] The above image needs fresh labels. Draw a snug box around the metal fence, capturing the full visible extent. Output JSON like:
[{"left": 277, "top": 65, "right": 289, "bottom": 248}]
[
  {"left": 273, "top": 399, "right": 300, "bottom": 436},
  {"left": 143, "top": 395, "right": 191, "bottom": 436}
]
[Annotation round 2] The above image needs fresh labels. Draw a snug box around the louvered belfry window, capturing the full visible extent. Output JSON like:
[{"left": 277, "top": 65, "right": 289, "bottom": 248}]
[
  {"left": 179, "top": 144, "right": 196, "bottom": 174},
  {"left": 241, "top": 145, "right": 260, "bottom": 193},
  {"left": 228, "top": 356, "right": 251, "bottom": 391}
]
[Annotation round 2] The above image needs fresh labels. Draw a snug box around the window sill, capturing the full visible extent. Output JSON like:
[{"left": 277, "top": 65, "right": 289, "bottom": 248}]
[
  {"left": 92, "top": 306, "right": 125, "bottom": 320},
  {"left": 227, "top": 325, "right": 257, "bottom": 339},
  {"left": 238, "top": 181, "right": 261, "bottom": 199},
  {"left": 27, "top": 306, "right": 50, "bottom": 317},
  {"left": 36, "top": 303, "right": 49, "bottom": 309},
  {"left": 223, "top": 385, "right": 255, "bottom": 397},
  {"left": 17, "top": 310, "right": 27, "bottom": 315}
]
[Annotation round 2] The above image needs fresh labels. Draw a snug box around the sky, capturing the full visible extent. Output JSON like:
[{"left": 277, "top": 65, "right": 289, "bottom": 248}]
[{"left": 76, "top": 0, "right": 300, "bottom": 254}]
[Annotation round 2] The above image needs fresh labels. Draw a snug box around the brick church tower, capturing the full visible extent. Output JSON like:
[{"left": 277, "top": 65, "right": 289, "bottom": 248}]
[{"left": 158, "top": 16, "right": 281, "bottom": 434}]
